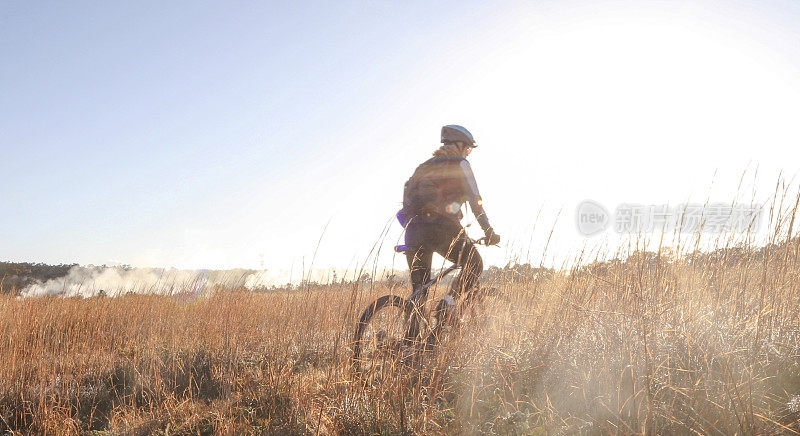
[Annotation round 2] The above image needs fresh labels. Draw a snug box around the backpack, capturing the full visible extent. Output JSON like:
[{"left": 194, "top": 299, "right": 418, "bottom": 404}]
[{"left": 402, "top": 157, "right": 461, "bottom": 219}]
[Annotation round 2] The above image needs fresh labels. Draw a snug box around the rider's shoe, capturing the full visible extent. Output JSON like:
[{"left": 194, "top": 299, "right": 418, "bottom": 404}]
[
  {"left": 425, "top": 296, "right": 459, "bottom": 351},
  {"left": 434, "top": 295, "right": 456, "bottom": 325}
]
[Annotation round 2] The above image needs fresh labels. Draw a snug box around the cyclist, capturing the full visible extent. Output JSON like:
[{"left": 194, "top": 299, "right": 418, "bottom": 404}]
[{"left": 397, "top": 125, "right": 500, "bottom": 315}]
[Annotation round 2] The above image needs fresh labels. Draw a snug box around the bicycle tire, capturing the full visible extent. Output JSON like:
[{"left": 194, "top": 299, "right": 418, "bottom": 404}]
[{"left": 352, "top": 294, "right": 415, "bottom": 375}]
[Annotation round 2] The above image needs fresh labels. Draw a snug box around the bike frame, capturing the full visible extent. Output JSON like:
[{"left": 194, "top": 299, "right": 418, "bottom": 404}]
[
  {"left": 408, "top": 263, "right": 459, "bottom": 303},
  {"left": 396, "top": 235, "right": 488, "bottom": 305}
]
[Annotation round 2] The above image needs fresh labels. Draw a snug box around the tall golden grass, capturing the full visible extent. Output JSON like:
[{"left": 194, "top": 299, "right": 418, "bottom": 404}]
[{"left": 3, "top": 188, "right": 800, "bottom": 434}]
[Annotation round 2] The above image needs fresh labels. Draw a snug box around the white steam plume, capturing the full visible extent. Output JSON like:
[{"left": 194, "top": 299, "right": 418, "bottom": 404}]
[{"left": 20, "top": 265, "right": 407, "bottom": 298}]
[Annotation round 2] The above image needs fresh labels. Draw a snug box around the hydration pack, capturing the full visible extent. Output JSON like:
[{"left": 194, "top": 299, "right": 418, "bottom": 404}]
[
  {"left": 402, "top": 156, "right": 465, "bottom": 223},
  {"left": 403, "top": 161, "right": 442, "bottom": 212}
]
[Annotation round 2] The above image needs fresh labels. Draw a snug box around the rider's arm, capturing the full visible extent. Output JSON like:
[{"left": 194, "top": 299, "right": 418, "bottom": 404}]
[{"left": 458, "top": 160, "right": 492, "bottom": 233}]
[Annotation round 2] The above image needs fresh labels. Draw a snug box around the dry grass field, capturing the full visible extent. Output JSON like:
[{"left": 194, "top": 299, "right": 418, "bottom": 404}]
[{"left": 3, "top": 201, "right": 800, "bottom": 434}]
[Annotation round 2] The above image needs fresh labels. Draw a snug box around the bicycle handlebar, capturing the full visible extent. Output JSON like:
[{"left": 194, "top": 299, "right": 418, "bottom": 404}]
[{"left": 395, "top": 236, "right": 497, "bottom": 253}]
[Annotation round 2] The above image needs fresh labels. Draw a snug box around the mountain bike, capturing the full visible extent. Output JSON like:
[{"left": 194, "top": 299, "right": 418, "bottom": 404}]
[{"left": 352, "top": 237, "right": 493, "bottom": 376}]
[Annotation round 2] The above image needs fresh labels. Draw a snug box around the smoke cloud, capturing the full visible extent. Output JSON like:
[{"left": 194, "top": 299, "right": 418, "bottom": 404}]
[
  {"left": 21, "top": 266, "right": 254, "bottom": 298},
  {"left": 20, "top": 265, "right": 407, "bottom": 298}
]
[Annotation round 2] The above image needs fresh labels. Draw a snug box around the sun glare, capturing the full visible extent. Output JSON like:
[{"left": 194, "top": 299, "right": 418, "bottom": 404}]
[{"left": 424, "top": 6, "right": 800, "bottom": 267}]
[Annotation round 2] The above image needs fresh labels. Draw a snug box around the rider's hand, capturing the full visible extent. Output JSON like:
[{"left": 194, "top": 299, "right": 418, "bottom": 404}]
[{"left": 484, "top": 227, "right": 501, "bottom": 245}]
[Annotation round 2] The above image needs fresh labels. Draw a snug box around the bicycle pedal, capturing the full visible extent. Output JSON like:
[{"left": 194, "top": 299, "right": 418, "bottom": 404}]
[{"left": 443, "top": 295, "right": 455, "bottom": 307}]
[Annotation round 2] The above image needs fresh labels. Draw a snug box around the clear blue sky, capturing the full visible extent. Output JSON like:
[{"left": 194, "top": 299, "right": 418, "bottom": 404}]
[{"left": 3, "top": 1, "right": 800, "bottom": 275}]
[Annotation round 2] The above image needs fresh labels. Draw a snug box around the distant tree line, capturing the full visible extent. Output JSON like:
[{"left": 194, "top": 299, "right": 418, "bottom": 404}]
[{"left": 0, "top": 262, "right": 76, "bottom": 295}]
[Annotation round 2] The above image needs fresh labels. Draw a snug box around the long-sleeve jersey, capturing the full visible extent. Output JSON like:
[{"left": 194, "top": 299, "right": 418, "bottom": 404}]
[{"left": 402, "top": 156, "right": 492, "bottom": 231}]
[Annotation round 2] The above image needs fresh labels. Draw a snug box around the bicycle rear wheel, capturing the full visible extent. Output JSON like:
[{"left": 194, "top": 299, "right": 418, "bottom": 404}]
[{"left": 352, "top": 295, "right": 416, "bottom": 379}]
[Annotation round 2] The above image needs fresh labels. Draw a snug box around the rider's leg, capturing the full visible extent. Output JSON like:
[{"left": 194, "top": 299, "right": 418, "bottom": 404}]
[
  {"left": 421, "top": 223, "right": 482, "bottom": 334},
  {"left": 405, "top": 246, "right": 432, "bottom": 304},
  {"left": 403, "top": 246, "right": 432, "bottom": 344},
  {"left": 404, "top": 216, "right": 435, "bottom": 302},
  {"left": 441, "top": 229, "right": 483, "bottom": 300}
]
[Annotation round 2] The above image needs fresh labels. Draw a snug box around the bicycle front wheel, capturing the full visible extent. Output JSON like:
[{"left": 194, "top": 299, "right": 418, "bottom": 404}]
[{"left": 352, "top": 294, "right": 415, "bottom": 378}]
